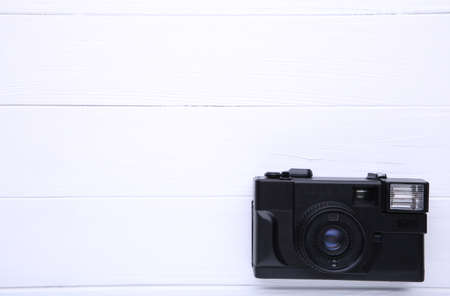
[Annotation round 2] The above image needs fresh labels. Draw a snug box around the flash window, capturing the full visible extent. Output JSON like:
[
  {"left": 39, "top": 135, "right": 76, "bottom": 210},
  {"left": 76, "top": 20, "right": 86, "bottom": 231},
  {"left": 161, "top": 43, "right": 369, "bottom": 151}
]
[{"left": 389, "top": 183, "right": 425, "bottom": 211}]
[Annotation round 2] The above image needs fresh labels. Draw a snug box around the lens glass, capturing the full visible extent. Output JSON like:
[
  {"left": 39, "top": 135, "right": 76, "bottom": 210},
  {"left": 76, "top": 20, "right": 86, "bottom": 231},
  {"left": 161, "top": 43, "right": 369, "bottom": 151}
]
[
  {"left": 323, "top": 228, "right": 344, "bottom": 251},
  {"left": 318, "top": 225, "right": 349, "bottom": 256}
]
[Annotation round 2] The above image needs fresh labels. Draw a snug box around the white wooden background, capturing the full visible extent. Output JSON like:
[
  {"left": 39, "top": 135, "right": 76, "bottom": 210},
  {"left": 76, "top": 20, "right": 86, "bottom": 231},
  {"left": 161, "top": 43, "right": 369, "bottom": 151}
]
[{"left": 1, "top": 0, "right": 450, "bottom": 295}]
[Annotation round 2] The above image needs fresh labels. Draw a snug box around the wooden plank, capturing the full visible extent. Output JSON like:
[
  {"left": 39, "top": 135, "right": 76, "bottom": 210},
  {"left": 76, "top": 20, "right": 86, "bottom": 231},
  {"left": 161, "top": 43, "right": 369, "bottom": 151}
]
[
  {"left": 0, "top": 197, "right": 447, "bottom": 288},
  {"left": 0, "top": 286, "right": 450, "bottom": 296},
  {"left": 1, "top": 0, "right": 450, "bottom": 15},
  {"left": 1, "top": 15, "right": 449, "bottom": 106},
  {"left": 0, "top": 106, "right": 449, "bottom": 197}
]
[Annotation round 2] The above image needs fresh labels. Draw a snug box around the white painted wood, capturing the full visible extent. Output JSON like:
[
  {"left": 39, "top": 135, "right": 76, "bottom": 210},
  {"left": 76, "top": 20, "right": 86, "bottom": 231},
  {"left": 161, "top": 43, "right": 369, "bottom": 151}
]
[
  {"left": 0, "top": 197, "right": 447, "bottom": 288},
  {"left": 1, "top": 0, "right": 450, "bottom": 15},
  {"left": 1, "top": 0, "right": 449, "bottom": 292},
  {"left": 0, "top": 286, "right": 450, "bottom": 296},
  {"left": 0, "top": 107, "right": 449, "bottom": 198},
  {"left": 1, "top": 15, "right": 449, "bottom": 106}
]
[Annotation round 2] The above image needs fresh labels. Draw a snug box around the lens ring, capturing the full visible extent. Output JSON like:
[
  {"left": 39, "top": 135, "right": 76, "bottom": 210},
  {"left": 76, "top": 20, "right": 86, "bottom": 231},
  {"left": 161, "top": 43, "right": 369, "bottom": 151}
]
[{"left": 297, "top": 201, "right": 366, "bottom": 273}]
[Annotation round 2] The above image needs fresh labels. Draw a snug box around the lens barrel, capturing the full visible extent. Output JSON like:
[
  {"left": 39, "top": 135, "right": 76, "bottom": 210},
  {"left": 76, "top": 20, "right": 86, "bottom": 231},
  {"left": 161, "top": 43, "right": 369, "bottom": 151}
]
[{"left": 297, "top": 202, "right": 365, "bottom": 273}]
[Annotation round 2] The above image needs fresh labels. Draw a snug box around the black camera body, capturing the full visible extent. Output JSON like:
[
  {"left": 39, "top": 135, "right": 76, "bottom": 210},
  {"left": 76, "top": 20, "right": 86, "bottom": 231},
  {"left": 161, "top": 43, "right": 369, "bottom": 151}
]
[{"left": 252, "top": 169, "right": 429, "bottom": 282}]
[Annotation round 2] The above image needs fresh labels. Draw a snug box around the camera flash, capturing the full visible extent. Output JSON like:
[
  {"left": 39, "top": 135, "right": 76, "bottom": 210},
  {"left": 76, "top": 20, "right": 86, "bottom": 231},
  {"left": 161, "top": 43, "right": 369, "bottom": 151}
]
[{"left": 389, "top": 184, "right": 424, "bottom": 211}]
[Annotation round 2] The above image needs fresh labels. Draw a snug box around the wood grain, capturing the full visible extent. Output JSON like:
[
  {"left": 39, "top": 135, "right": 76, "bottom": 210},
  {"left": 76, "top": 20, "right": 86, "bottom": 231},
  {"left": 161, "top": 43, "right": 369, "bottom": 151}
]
[
  {"left": 0, "top": 106, "right": 448, "bottom": 198},
  {"left": 1, "top": 0, "right": 450, "bottom": 15},
  {"left": 1, "top": 15, "right": 449, "bottom": 106},
  {"left": 0, "top": 197, "right": 447, "bottom": 288}
]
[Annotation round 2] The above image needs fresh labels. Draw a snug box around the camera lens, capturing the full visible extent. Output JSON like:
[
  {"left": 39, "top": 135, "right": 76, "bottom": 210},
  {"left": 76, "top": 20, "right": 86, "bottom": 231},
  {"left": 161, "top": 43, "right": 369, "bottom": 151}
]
[{"left": 297, "top": 202, "right": 365, "bottom": 273}]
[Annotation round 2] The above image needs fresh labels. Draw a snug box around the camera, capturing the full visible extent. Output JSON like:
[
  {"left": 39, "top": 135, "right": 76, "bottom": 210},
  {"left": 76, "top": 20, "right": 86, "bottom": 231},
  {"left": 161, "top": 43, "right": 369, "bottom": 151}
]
[{"left": 252, "top": 169, "right": 429, "bottom": 282}]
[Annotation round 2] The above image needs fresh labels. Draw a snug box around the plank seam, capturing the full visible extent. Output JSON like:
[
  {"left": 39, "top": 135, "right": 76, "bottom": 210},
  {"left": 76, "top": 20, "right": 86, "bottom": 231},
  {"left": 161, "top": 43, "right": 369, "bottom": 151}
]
[
  {"left": 1, "top": 105, "right": 450, "bottom": 109},
  {"left": 0, "top": 284, "right": 449, "bottom": 290},
  {"left": 1, "top": 11, "right": 450, "bottom": 16}
]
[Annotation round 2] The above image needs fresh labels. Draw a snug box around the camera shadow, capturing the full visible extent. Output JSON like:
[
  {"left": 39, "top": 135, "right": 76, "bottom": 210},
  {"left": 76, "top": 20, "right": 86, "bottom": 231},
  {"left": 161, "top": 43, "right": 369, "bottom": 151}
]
[{"left": 253, "top": 285, "right": 410, "bottom": 296}]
